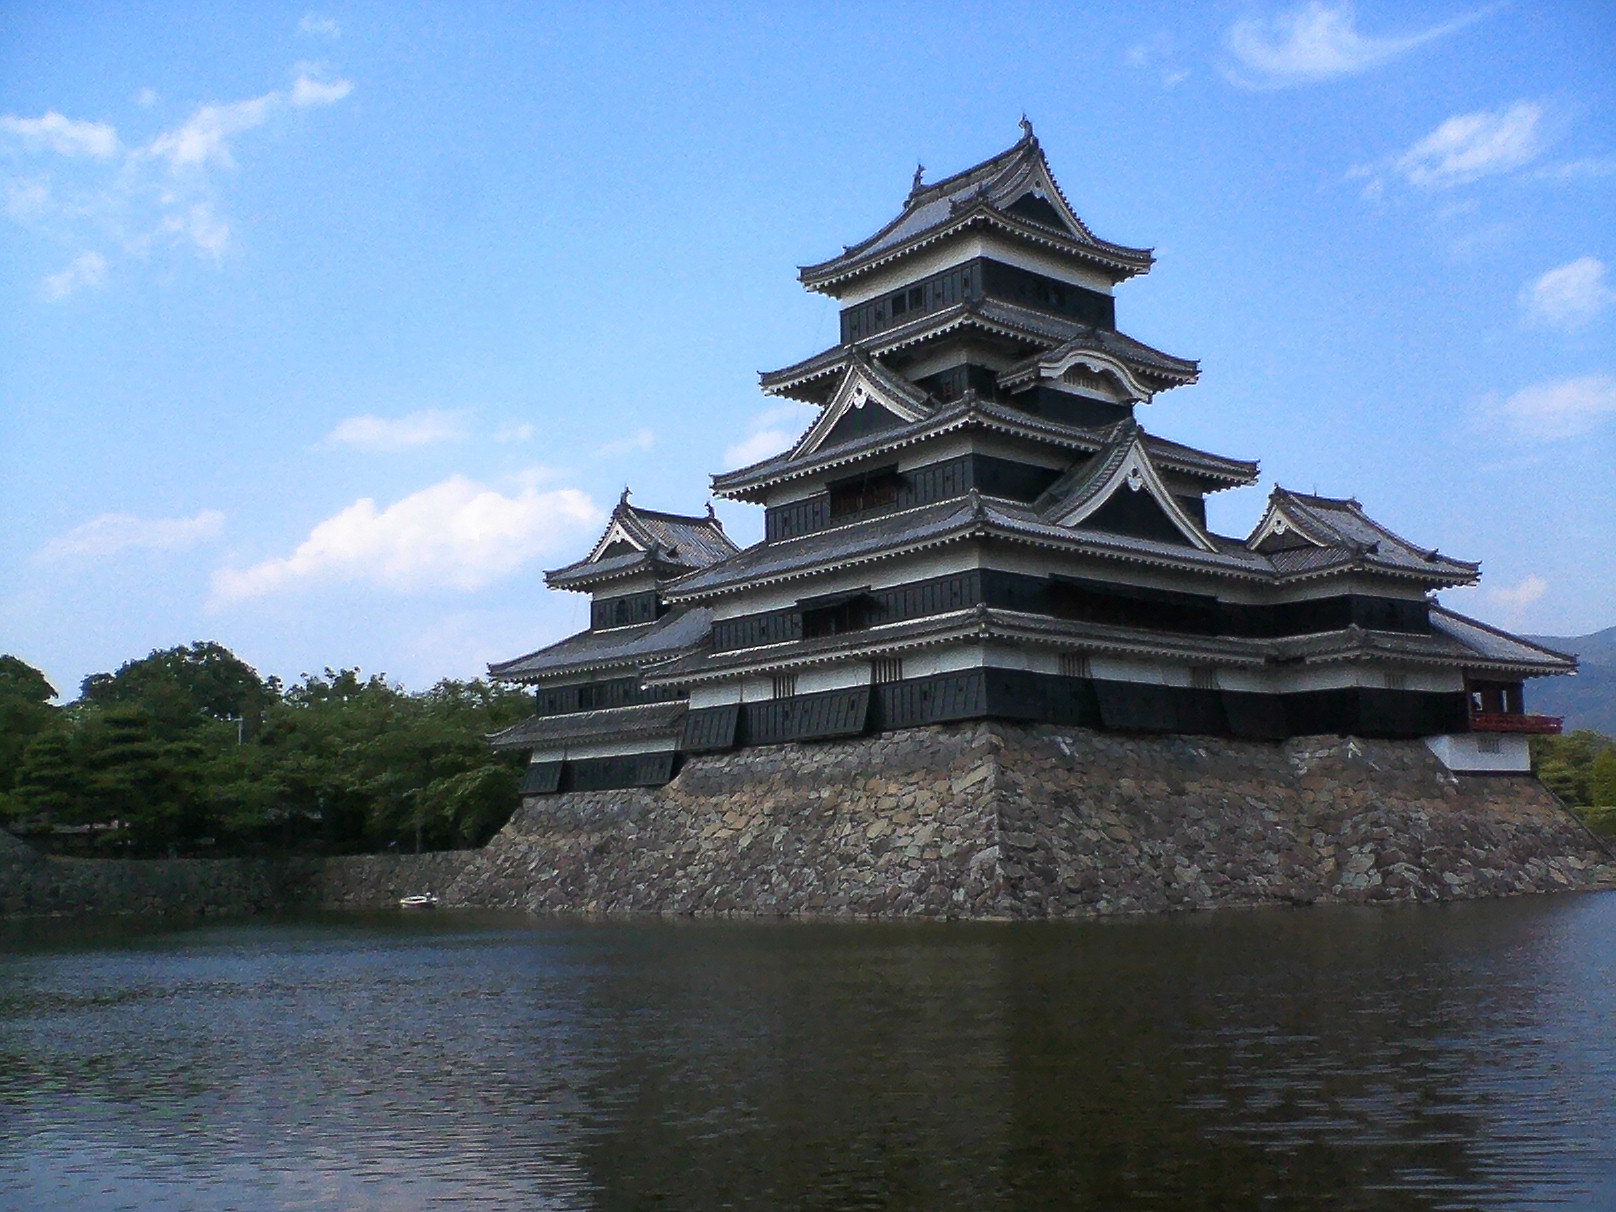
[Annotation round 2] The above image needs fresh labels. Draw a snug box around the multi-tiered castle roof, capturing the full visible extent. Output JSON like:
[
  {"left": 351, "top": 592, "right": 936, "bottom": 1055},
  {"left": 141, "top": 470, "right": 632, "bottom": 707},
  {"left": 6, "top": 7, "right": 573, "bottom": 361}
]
[{"left": 490, "top": 125, "right": 1573, "bottom": 795}]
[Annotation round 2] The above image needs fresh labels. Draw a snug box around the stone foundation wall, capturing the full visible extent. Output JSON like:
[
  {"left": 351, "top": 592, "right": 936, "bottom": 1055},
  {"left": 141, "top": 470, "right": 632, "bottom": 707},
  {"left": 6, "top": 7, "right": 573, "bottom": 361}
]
[
  {"left": 8, "top": 724, "right": 1612, "bottom": 921},
  {"left": 311, "top": 723, "right": 1616, "bottom": 918},
  {"left": 0, "top": 828, "right": 306, "bottom": 919}
]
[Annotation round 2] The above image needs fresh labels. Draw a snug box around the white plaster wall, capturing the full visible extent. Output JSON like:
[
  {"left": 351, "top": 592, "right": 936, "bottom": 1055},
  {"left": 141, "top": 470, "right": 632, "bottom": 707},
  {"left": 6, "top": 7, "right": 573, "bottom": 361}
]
[
  {"left": 1425, "top": 733, "right": 1531, "bottom": 773},
  {"left": 593, "top": 572, "right": 659, "bottom": 602},
  {"left": 710, "top": 546, "right": 983, "bottom": 619},
  {"left": 525, "top": 737, "right": 678, "bottom": 763},
  {"left": 688, "top": 683, "right": 741, "bottom": 709}
]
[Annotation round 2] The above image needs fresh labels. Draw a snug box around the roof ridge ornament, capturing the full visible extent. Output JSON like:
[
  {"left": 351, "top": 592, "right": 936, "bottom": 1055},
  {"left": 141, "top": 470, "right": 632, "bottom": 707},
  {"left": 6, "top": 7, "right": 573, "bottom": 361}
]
[
  {"left": 966, "top": 486, "right": 987, "bottom": 522},
  {"left": 1019, "top": 113, "right": 1035, "bottom": 142}
]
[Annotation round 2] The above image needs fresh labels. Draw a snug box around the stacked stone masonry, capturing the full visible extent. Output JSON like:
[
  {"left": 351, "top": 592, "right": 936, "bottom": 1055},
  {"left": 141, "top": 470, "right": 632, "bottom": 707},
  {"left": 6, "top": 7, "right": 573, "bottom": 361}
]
[
  {"left": 317, "top": 724, "right": 1615, "bottom": 918},
  {"left": 6, "top": 726, "right": 1611, "bottom": 920},
  {"left": 0, "top": 827, "right": 305, "bottom": 919}
]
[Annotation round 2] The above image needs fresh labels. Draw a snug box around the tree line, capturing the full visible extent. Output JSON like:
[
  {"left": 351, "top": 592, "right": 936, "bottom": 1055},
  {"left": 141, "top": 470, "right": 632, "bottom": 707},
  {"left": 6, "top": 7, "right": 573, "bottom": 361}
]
[
  {"left": 0, "top": 643, "right": 532, "bottom": 857},
  {"left": 4, "top": 643, "right": 1613, "bottom": 856},
  {"left": 1532, "top": 731, "right": 1616, "bottom": 834}
]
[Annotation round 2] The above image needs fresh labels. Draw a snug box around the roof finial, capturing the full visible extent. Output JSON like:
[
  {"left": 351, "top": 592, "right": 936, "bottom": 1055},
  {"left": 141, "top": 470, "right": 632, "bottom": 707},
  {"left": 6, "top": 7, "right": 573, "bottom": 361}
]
[
  {"left": 706, "top": 500, "right": 717, "bottom": 522},
  {"left": 1019, "top": 113, "right": 1034, "bottom": 140},
  {"left": 911, "top": 162, "right": 925, "bottom": 192},
  {"left": 618, "top": 485, "right": 631, "bottom": 508}
]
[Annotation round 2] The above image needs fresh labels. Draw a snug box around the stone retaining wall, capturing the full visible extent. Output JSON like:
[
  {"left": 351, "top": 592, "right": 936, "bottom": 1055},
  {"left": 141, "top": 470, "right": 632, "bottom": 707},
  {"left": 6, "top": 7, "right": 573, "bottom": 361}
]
[
  {"left": 0, "top": 827, "right": 306, "bottom": 918},
  {"left": 311, "top": 722, "right": 1616, "bottom": 917},
  {"left": 8, "top": 724, "right": 1613, "bottom": 920}
]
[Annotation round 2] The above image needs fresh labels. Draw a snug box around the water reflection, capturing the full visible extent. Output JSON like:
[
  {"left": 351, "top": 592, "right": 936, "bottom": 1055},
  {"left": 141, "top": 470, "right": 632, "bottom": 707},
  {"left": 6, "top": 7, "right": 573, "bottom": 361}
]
[{"left": 2, "top": 898, "right": 1614, "bottom": 1210}]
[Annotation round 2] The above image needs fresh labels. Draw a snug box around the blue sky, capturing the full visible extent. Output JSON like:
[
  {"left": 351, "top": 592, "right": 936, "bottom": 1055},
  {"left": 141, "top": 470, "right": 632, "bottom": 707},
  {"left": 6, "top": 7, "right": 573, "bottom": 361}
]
[{"left": 3, "top": 1, "right": 1613, "bottom": 700}]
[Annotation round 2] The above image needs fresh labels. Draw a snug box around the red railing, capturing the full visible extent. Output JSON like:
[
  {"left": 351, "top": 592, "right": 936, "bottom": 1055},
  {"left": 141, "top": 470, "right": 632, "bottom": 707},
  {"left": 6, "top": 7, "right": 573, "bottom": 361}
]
[{"left": 1470, "top": 712, "right": 1563, "bottom": 735}]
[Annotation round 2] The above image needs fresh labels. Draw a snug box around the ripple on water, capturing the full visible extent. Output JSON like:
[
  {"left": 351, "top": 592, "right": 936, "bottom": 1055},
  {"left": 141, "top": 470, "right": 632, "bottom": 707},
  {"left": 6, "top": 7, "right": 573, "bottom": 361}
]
[{"left": 1, "top": 898, "right": 1615, "bottom": 1211}]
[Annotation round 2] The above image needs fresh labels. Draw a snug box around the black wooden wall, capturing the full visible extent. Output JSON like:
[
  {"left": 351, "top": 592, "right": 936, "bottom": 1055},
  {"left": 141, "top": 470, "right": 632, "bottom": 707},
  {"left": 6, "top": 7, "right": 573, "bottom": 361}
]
[{"left": 710, "top": 567, "right": 1434, "bottom": 654}]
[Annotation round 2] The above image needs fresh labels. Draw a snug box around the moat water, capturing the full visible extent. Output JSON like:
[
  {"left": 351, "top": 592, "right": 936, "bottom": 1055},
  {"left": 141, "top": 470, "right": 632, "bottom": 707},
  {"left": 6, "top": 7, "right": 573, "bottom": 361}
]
[{"left": 2, "top": 896, "right": 1615, "bottom": 1211}]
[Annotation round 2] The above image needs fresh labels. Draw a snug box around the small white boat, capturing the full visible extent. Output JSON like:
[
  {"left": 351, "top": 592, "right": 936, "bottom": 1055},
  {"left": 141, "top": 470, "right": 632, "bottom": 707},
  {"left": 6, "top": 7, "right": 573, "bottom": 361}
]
[{"left": 398, "top": 893, "right": 440, "bottom": 909}]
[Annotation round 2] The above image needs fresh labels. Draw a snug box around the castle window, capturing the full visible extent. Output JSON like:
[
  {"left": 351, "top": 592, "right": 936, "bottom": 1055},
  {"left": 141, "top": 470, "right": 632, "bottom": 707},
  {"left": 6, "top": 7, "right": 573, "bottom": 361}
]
[
  {"left": 1190, "top": 666, "right": 1219, "bottom": 690},
  {"left": 1060, "top": 652, "right": 1092, "bottom": 679},
  {"left": 771, "top": 673, "right": 797, "bottom": 699},
  {"left": 872, "top": 657, "right": 904, "bottom": 684},
  {"left": 1383, "top": 672, "right": 1408, "bottom": 691},
  {"left": 828, "top": 465, "right": 902, "bottom": 518},
  {"left": 800, "top": 589, "right": 873, "bottom": 638}
]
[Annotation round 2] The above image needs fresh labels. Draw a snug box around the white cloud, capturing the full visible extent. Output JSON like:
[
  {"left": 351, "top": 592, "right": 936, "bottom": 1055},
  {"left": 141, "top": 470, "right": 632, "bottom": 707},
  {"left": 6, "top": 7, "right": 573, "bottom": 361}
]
[
  {"left": 290, "top": 73, "right": 353, "bottom": 108},
  {"left": 1538, "top": 156, "right": 1616, "bottom": 183},
  {"left": 161, "top": 201, "right": 231, "bottom": 257},
  {"left": 5, "top": 176, "right": 52, "bottom": 223},
  {"left": 1225, "top": 2, "right": 1484, "bottom": 89},
  {"left": 3, "top": 67, "right": 353, "bottom": 291},
  {"left": 42, "top": 251, "right": 108, "bottom": 299},
  {"left": 146, "top": 92, "right": 280, "bottom": 171},
  {"left": 1493, "top": 373, "right": 1616, "bottom": 440},
  {"left": 145, "top": 73, "right": 350, "bottom": 170},
  {"left": 595, "top": 428, "right": 656, "bottom": 457},
  {"left": 723, "top": 429, "right": 796, "bottom": 468},
  {"left": 1392, "top": 101, "right": 1547, "bottom": 189},
  {"left": 1520, "top": 257, "right": 1613, "bottom": 331},
  {"left": 1482, "top": 574, "right": 1548, "bottom": 627},
  {"left": 322, "top": 409, "right": 469, "bottom": 452},
  {"left": 495, "top": 422, "right": 536, "bottom": 444},
  {"left": 39, "top": 509, "right": 225, "bottom": 560},
  {"left": 1125, "top": 35, "right": 1190, "bottom": 89},
  {"left": 0, "top": 111, "right": 120, "bottom": 157},
  {"left": 298, "top": 14, "right": 341, "bottom": 38},
  {"left": 722, "top": 404, "right": 814, "bottom": 468},
  {"left": 210, "top": 473, "right": 602, "bottom": 603}
]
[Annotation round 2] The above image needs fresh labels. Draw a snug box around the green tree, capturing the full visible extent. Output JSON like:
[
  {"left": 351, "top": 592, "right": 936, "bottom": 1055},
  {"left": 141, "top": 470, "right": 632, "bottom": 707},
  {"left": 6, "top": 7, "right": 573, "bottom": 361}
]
[
  {"left": 1533, "top": 730, "right": 1616, "bottom": 807},
  {"left": 88, "top": 708, "right": 210, "bottom": 854},
  {"left": 10, "top": 730, "right": 86, "bottom": 827},
  {"left": 1591, "top": 749, "right": 1616, "bottom": 809},
  {"left": 0, "top": 655, "right": 59, "bottom": 791},
  {"left": 79, "top": 641, "right": 274, "bottom": 741}
]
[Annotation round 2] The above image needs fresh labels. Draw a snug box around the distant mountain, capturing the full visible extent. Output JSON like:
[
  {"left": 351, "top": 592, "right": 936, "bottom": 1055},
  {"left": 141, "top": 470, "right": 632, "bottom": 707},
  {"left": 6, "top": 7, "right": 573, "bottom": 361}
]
[{"left": 1525, "top": 626, "right": 1616, "bottom": 739}]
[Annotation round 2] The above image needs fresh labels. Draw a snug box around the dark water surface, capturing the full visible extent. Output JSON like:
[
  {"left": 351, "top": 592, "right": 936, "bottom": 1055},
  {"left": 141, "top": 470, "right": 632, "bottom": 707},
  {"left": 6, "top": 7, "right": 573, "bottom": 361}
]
[{"left": 2, "top": 896, "right": 1615, "bottom": 1211}]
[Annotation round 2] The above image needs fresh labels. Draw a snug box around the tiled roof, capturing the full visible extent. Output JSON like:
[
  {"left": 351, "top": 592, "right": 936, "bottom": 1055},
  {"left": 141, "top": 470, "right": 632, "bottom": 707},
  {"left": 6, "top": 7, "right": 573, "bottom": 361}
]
[
  {"left": 622, "top": 506, "right": 738, "bottom": 565},
  {"left": 758, "top": 302, "right": 1044, "bottom": 397},
  {"left": 1257, "top": 489, "right": 1480, "bottom": 583},
  {"left": 712, "top": 395, "right": 1254, "bottom": 501},
  {"left": 998, "top": 326, "right": 1199, "bottom": 389},
  {"left": 666, "top": 496, "right": 982, "bottom": 598},
  {"left": 647, "top": 606, "right": 1269, "bottom": 685},
  {"left": 1269, "top": 614, "right": 1575, "bottom": 676},
  {"left": 676, "top": 479, "right": 1479, "bottom": 603},
  {"left": 543, "top": 497, "right": 738, "bottom": 591},
  {"left": 545, "top": 549, "right": 671, "bottom": 590},
  {"left": 1429, "top": 606, "right": 1577, "bottom": 672},
  {"left": 759, "top": 301, "right": 1192, "bottom": 405},
  {"left": 487, "top": 700, "right": 687, "bottom": 751},
  {"left": 1031, "top": 422, "right": 1138, "bottom": 518},
  {"left": 665, "top": 492, "right": 1278, "bottom": 602},
  {"left": 1140, "top": 432, "right": 1258, "bottom": 485},
  {"left": 798, "top": 129, "right": 1153, "bottom": 291},
  {"left": 488, "top": 607, "right": 714, "bottom": 681}
]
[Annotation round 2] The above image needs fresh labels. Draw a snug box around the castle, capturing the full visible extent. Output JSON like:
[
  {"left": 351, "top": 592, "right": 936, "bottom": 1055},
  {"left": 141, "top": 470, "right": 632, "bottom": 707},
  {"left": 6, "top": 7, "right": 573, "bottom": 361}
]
[{"left": 489, "top": 124, "right": 1573, "bottom": 797}]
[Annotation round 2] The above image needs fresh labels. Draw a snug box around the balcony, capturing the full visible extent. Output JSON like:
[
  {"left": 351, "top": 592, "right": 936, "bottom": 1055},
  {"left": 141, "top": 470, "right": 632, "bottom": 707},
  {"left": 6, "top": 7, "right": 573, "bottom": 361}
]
[{"left": 1469, "top": 712, "right": 1563, "bottom": 735}]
